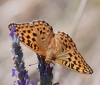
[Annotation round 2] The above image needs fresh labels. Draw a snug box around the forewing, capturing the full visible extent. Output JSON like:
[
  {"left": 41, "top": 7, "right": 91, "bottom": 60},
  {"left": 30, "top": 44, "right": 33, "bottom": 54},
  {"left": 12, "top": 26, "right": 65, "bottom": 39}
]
[
  {"left": 55, "top": 49, "right": 93, "bottom": 74},
  {"left": 8, "top": 20, "right": 54, "bottom": 56},
  {"left": 32, "top": 20, "right": 54, "bottom": 51},
  {"left": 53, "top": 32, "right": 93, "bottom": 74}
]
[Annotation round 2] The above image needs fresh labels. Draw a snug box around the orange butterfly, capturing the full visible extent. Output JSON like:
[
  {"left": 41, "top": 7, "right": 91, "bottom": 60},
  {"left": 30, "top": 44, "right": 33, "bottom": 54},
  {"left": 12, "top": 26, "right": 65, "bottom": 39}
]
[{"left": 8, "top": 20, "right": 93, "bottom": 74}]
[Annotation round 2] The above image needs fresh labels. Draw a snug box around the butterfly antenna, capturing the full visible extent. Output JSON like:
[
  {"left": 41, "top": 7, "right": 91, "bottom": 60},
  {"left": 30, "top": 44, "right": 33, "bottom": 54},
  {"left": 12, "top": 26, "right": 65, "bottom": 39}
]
[{"left": 29, "top": 63, "right": 38, "bottom": 66}]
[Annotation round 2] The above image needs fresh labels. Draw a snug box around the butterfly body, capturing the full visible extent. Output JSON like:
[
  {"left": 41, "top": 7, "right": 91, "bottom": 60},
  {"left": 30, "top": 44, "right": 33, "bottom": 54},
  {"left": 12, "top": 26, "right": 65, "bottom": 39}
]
[{"left": 8, "top": 20, "right": 93, "bottom": 74}]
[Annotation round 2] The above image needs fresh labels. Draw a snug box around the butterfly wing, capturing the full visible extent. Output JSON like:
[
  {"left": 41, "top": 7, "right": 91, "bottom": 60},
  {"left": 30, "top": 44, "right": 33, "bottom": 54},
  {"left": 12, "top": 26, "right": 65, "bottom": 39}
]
[
  {"left": 8, "top": 20, "right": 54, "bottom": 56},
  {"left": 32, "top": 20, "right": 54, "bottom": 51},
  {"left": 55, "top": 49, "right": 93, "bottom": 74},
  {"left": 53, "top": 32, "right": 93, "bottom": 74}
]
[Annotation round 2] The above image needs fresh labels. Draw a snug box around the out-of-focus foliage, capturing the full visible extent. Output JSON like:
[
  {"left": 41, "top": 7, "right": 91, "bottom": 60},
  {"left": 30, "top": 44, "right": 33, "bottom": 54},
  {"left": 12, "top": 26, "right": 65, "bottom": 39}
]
[{"left": 0, "top": 0, "right": 100, "bottom": 85}]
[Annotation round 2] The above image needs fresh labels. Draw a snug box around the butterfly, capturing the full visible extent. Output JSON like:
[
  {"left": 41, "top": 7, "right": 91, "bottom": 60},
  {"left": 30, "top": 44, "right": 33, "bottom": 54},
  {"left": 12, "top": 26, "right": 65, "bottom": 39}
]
[{"left": 8, "top": 20, "right": 93, "bottom": 74}]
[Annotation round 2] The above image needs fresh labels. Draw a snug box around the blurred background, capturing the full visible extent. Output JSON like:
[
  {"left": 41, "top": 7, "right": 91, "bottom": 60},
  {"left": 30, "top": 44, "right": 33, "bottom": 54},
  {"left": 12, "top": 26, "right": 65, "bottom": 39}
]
[{"left": 0, "top": 0, "right": 100, "bottom": 85}]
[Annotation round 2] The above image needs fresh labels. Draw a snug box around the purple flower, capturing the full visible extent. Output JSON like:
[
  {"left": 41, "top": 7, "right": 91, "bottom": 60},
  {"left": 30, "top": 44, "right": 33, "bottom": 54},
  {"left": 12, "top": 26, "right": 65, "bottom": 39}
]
[
  {"left": 31, "top": 80, "right": 35, "bottom": 85},
  {"left": 12, "top": 68, "right": 19, "bottom": 77},
  {"left": 25, "top": 71, "right": 29, "bottom": 79},
  {"left": 9, "top": 26, "right": 16, "bottom": 38},
  {"left": 12, "top": 69, "right": 15, "bottom": 77},
  {"left": 17, "top": 80, "right": 25, "bottom": 85},
  {"left": 10, "top": 31, "right": 35, "bottom": 85}
]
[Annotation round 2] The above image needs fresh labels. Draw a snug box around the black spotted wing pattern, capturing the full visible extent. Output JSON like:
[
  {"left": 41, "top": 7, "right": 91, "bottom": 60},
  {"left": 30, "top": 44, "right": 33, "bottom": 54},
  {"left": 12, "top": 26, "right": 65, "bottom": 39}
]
[
  {"left": 8, "top": 20, "right": 54, "bottom": 56},
  {"left": 54, "top": 32, "right": 93, "bottom": 74},
  {"left": 8, "top": 21, "right": 93, "bottom": 74}
]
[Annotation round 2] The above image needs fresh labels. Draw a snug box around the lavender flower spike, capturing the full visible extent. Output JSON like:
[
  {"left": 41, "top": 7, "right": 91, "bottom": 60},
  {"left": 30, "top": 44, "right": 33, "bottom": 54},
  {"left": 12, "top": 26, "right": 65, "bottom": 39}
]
[
  {"left": 10, "top": 33, "right": 35, "bottom": 85},
  {"left": 9, "top": 26, "right": 16, "bottom": 38}
]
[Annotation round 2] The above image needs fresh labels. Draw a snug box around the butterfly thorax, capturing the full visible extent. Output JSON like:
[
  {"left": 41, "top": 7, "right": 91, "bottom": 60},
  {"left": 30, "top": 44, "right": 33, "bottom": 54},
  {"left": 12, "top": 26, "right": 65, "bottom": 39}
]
[{"left": 45, "top": 49, "right": 56, "bottom": 64}]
